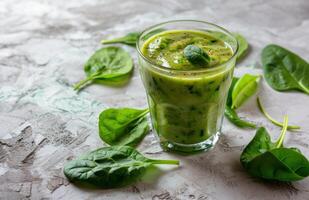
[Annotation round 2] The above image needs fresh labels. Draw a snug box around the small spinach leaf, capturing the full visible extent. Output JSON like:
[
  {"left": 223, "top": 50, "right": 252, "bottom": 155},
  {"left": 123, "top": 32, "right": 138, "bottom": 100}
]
[
  {"left": 112, "top": 116, "right": 149, "bottom": 147},
  {"left": 101, "top": 29, "right": 165, "bottom": 47},
  {"left": 240, "top": 116, "right": 309, "bottom": 181},
  {"left": 74, "top": 47, "right": 133, "bottom": 91},
  {"left": 234, "top": 33, "right": 249, "bottom": 61},
  {"left": 64, "top": 146, "right": 179, "bottom": 188},
  {"left": 224, "top": 106, "right": 256, "bottom": 128},
  {"left": 225, "top": 76, "right": 257, "bottom": 128},
  {"left": 98, "top": 107, "right": 149, "bottom": 146},
  {"left": 101, "top": 32, "right": 139, "bottom": 46},
  {"left": 226, "top": 77, "right": 239, "bottom": 107},
  {"left": 262, "top": 44, "right": 309, "bottom": 94},
  {"left": 231, "top": 74, "right": 260, "bottom": 109},
  {"left": 257, "top": 97, "right": 300, "bottom": 130},
  {"left": 183, "top": 45, "right": 210, "bottom": 67}
]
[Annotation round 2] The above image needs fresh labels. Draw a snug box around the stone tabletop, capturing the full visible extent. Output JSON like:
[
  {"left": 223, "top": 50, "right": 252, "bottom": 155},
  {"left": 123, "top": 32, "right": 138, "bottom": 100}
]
[{"left": 0, "top": 0, "right": 308, "bottom": 199}]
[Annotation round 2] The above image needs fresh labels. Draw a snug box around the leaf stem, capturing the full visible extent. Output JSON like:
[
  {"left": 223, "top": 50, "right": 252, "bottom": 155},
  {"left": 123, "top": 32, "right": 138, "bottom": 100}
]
[
  {"left": 73, "top": 71, "right": 102, "bottom": 91},
  {"left": 149, "top": 159, "right": 180, "bottom": 165},
  {"left": 257, "top": 97, "right": 300, "bottom": 130},
  {"left": 275, "top": 115, "right": 288, "bottom": 148},
  {"left": 101, "top": 38, "right": 123, "bottom": 44},
  {"left": 73, "top": 76, "right": 94, "bottom": 91},
  {"left": 298, "top": 82, "right": 309, "bottom": 95},
  {"left": 142, "top": 108, "right": 150, "bottom": 115}
]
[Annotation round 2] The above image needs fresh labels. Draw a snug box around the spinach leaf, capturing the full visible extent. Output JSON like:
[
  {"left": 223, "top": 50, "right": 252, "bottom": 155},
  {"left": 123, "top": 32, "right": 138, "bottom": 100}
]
[
  {"left": 226, "top": 77, "right": 239, "bottom": 107},
  {"left": 224, "top": 106, "right": 256, "bottom": 128},
  {"left": 231, "top": 74, "right": 260, "bottom": 109},
  {"left": 224, "top": 76, "right": 257, "bottom": 128},
  {"left": 262, "top": 44, "right": 309, "bottom": 94},
  {"left": 183, "top": 45, "right": 210, "bottom": 67},
  {"left": 233, "top": 33, "right": 249, "bottom": 61},
  {"left": 74, "top": 46, "right": 133, "bottom": 91},
  {"left": 101, "top": 32, "right": 139, "bottom": 46},
  {"left": 110, "top": 117, "right": 149, "bottom": 147},
  {"left": 64, "top": 146, "right": 179, "bottom": 188},
  {"left": 240, "top": 116, "right": 309, "bottom": 181},
  {"left": 257, "top": 97, "right": 300, "bottom": 130},
  {"left": 101, "top": 29, "right": 165, "bottom": 47},
  {"left": 98, "top": 107, "right": 149, "bottom": 147}
]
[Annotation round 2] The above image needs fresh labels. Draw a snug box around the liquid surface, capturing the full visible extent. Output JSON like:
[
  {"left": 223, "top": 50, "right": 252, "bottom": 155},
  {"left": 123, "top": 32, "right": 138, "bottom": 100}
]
[{"left": 142, "top": 30, "right": 233, "bottom": 70}]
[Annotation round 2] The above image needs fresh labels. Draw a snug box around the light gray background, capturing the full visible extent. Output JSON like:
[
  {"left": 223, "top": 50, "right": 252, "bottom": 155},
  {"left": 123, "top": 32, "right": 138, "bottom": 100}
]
[{"left": 0, "top": 0, "right": 308, "bottom": 199}]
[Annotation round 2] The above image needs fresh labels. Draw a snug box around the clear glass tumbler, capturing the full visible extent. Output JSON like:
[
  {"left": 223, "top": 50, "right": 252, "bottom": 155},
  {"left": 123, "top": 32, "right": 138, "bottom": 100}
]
[{"left": 137, "top": 20, "right": 238, "bottom": 153}]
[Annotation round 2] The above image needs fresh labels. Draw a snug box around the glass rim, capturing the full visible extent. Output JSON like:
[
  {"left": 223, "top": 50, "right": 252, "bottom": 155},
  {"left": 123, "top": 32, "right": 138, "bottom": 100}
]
[{"left": 136, "top": 19, "right": 239, "bottom": 74}]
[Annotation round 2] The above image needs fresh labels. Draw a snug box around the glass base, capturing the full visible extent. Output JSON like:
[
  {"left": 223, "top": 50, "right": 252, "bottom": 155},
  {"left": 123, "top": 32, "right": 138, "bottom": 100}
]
[{"left": 160, "top": 131, "right": 220, "bottom": 154}]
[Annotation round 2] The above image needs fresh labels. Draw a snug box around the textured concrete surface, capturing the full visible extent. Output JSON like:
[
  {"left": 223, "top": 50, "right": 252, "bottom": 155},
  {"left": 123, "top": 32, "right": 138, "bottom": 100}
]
[{"left": 0, "top": 0, "right": 309, "bottom": 199}]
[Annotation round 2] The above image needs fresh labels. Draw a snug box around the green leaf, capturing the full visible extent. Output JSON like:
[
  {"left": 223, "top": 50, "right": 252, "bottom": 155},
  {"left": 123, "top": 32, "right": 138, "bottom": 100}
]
[
  {"left": 64, "top": 146, "right": 179, "bottom": 188},
  {"left": 226, "top": 77, "right": 239, "bottom": 107},
  {"left": 240, "top": 127, "right": 275, "bottom": 167},
  {"left": 98, "top": 107, "right": 149, "bottom": 146},
  {"left": 93, "top": 73, "right": 132, "bottom": 86},
  {"left": 256, "top": 97, "right": 300, "bottom": 130},
  {"left": 246, "top": 148, "right": 309, "bottom": 181},
  {"left": 231, "top": 74, "right": 260, "bottom": 109},
  {"left": 225, "top": 76, "right": 256, "bottom": 128},
  {"left": 240, "top": 117, "right": 309, "bottom": 181},
  {"left": 183, "top": 45, "right": 210, "bottom": 67},
  {"left": 233, "top": 33, "right": 249, "bottom": 61},
  {"left": 224, "top": 106, "right": 256, "bottom": 128},
  {"left": 112, "top": 117, "right": 150, "bottom": 147},
  {"left": 101, "top": 32, "right": 140, "bottom": 46},
  {"left": 262, "top": 44, "right": 309, "bottom": 94},
  {"left": 74, "top": 47, "right": 133, "bottom": 91},
  {"left": 100, "top": 29, "right": 166, "bottom": 47}
]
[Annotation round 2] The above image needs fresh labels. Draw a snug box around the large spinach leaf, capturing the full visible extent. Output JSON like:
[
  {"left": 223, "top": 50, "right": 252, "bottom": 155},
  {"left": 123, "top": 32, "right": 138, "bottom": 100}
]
[
  {"left": 240, "top": 116, "right": 309, "bottom": 181},
  {"left": 224, "top": 76, "right": 257, "bottom": 128},
  {"left": 231, "top": 74, "right": 260, "bottom": 109},
  {"left": 64, "top": 146, "right": 179, "bottom": 188},
  {"left": 74, "top": 46, "right": 133, "bottom": 91},
  {"left": 224, "top": 106, "right": 256, "bottom": 128},
  {"left": 98, "top": 107, "right": 149, "bottom": 147},
  {"left": 262, "top": 44, "right": 309, "bottom": 94}
]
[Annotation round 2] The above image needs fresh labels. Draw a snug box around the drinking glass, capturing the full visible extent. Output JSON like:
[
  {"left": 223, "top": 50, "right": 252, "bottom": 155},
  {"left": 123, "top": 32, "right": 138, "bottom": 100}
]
[{"left": 137, "top": 20, "right": 238, "bottom": 153}]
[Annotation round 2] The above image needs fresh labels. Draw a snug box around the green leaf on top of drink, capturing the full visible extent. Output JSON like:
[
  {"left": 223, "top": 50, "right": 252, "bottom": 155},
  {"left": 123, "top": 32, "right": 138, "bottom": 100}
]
[
  {"left": 262, "top": 44, "right": 309, "bottom": 94},
  {"left": 183, "top": 45, "right": 210, "bottom": 67}
]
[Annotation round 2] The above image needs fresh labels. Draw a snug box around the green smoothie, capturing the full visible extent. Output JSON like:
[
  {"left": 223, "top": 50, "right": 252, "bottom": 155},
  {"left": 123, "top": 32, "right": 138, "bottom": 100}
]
[{"left": 138, "top": 29, "right": 235, "bottom": 151}]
